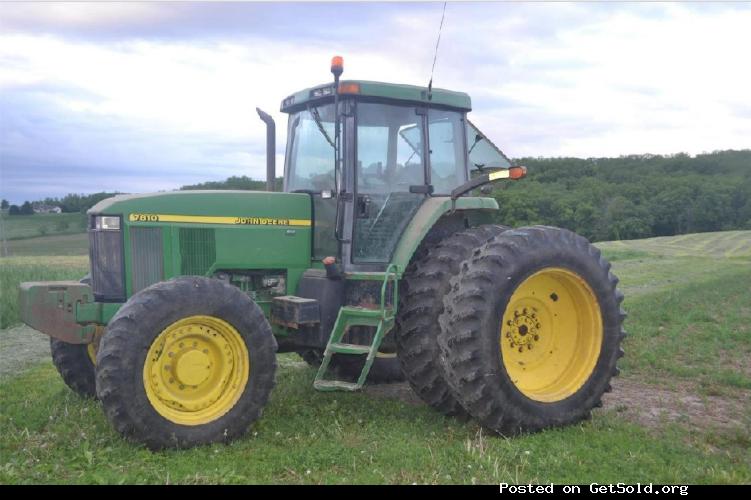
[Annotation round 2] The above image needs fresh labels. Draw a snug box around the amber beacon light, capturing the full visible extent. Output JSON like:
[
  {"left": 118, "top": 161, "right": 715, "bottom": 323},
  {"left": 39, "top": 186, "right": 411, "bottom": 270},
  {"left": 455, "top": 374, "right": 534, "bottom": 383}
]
[{"left": 331, "top": 56, "right": 343, "bottom": 77}]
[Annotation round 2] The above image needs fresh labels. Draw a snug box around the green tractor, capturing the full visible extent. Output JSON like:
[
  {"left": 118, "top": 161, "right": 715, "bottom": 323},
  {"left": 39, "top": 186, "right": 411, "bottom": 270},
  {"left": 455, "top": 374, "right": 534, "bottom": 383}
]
[{"left": 19, "top": 57, "right": 625, "bottom": 449}]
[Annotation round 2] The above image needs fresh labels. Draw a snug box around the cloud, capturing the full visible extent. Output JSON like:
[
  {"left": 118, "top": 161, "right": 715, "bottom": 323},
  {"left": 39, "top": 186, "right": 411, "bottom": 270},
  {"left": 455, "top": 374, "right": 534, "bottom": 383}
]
[{"left": 1, "top": 2, "right": 750, "bottom": 204}]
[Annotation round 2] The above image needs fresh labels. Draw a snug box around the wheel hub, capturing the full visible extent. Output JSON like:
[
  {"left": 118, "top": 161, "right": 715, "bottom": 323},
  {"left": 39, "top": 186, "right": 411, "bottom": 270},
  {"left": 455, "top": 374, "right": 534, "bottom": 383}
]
[
  {"left": 175, "top": 350, "right": 211, "bottom": 386},
  {"left": 143, "top": 315, "right": 249, "bottom": 426},
  {"left": 505, "top": 307, "right": 542, "bottom": 352}
]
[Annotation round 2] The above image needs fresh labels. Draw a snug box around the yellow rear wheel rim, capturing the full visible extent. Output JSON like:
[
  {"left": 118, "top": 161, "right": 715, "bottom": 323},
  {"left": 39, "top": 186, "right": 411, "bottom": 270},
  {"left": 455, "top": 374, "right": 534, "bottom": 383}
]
[
  {"left": 500, "top": 267, "right": 602, "bottom": 403},
  {"left": 143, "top": 315, "right": 249, "bottom": 426}
]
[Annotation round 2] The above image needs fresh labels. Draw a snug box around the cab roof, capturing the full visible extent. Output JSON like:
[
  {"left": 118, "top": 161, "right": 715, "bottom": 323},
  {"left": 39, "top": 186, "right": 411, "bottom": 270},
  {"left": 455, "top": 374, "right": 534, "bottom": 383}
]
[{"left": 280, "top": 80, "right": 472, "bottom": 113}]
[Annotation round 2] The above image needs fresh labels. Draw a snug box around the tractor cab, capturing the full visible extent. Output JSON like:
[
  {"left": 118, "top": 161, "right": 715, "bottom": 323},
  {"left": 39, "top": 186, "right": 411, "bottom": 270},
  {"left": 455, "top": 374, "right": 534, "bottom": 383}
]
[{"left": 275, "top": 58, "right": 514, "bottom": 272}]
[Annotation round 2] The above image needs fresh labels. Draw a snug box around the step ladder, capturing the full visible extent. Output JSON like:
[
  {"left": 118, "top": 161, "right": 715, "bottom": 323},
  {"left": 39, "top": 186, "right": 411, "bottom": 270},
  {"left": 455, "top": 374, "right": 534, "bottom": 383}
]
[{"left": 313, "top": 264, "right": 399, "bottom": 392}]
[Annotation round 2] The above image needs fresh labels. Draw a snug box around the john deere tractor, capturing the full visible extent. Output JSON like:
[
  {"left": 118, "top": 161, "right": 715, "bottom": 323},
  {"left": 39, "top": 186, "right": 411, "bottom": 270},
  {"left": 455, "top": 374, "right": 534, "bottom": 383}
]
[{"left": 19, "top": 57, "right": 625, "bottom": 449}]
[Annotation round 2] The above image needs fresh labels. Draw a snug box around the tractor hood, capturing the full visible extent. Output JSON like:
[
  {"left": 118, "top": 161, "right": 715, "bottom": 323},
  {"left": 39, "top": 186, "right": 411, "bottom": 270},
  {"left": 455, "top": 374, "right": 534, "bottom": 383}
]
[
  {"left": 86, "top": 190, "right": 312, "bottom": 302},
  {"left": 89, "top": 190, "right": 311, "bottom": 225}
]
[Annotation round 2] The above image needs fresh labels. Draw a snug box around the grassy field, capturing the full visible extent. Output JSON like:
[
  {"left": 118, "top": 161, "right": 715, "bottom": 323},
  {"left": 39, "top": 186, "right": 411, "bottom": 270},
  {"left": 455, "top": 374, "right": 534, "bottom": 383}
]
[
  {"left": 0, "top": 212, "right": 87, "bottom": 241},
  {"left": 0, "top": 230, "right": 749, "bottom": 484}
]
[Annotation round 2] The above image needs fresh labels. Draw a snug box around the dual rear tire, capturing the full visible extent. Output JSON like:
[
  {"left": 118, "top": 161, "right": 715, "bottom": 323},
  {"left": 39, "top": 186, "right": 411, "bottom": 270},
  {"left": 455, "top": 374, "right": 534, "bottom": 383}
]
[{"left": 398, "top": 225, "right": 625, "bottom": 435}]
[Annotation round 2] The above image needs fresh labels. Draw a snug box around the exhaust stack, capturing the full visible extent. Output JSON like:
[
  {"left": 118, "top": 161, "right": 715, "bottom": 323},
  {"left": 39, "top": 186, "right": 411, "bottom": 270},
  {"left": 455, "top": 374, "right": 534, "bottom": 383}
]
[{"left": 255, "top": 107, "right": 276, "bottom": 192}]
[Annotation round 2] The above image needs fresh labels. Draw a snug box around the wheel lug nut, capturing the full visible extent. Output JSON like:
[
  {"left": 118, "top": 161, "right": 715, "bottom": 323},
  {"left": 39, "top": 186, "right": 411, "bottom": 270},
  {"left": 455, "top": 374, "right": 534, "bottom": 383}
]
[{"left": 534, "top": 335, "right": 539, "bottom": 341}]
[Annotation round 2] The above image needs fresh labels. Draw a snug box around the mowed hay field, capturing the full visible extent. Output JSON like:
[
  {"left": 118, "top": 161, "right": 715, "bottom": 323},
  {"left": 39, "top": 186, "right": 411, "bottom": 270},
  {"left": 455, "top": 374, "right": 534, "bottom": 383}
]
[
  {"left": 0, "top": 213, "right": 87, "bottom": 241},
  {"left": 0, "top": 230, "right": 749, "bottom": 484}
]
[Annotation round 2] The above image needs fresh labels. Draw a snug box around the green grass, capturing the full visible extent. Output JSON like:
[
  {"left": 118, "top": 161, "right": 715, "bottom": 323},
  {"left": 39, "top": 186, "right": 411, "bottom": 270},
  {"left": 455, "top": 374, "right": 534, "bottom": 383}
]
[
  {"left": 0, "top": 230, "right": 749, "bottom": 484},
  {"left": 0, "top": 213, "right": 86, "bottom": 240},
  {"left": 2, "top": 233, "right": 89, "bottom": 257},
  {"left": 621, "top": 271, "right": 751, "bottom": 389},
  {"left": 0, "top": 256, "right": 89, "bottom": 328},
  {"left": 0, "top": 362, "right": 748, "bottom": 485}
]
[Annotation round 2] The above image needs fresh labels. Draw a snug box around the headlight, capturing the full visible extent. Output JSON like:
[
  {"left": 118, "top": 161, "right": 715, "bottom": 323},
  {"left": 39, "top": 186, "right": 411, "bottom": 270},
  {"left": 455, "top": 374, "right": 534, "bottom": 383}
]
[{"left": 93, "top": 215, "right": 121, "bottom": 230}]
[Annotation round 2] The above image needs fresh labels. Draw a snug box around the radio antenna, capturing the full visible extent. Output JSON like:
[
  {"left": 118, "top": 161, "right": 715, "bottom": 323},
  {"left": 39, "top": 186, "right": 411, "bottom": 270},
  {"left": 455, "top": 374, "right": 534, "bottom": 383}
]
[{"left": 427, "top": 1, "right": 447, "bottom": 100}]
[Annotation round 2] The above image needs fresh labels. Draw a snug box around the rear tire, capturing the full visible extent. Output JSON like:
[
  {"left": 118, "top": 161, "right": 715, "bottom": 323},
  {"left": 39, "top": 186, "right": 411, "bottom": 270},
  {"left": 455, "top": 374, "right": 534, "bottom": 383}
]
[
  {"left": 96, "top": 277, "right": 277, "bottom": 449},
  {"left": 395, "top": 225, "right": 508, "bottom": 416},
  {"left": 438, "top": 226, "right": 625, "bottom": 434}
]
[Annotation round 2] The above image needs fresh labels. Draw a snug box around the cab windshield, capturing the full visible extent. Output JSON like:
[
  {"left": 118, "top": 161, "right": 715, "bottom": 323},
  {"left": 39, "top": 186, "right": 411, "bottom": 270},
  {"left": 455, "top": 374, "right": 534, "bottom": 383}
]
[{"left": 285, "top": 103, "right": 337, "bottom": 192}]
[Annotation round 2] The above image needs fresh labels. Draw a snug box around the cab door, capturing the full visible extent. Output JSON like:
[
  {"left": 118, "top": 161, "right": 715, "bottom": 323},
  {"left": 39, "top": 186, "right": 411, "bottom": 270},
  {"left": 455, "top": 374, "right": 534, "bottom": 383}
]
[{"left": 350, "top": 102, "right": 427, "bottom": 265}]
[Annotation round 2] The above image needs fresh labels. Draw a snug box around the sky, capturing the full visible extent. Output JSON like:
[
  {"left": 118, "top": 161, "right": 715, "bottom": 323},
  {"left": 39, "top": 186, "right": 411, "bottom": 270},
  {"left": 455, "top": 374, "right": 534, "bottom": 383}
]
[{"left": 1, "top": 1, "right": 750, "bottom": 204}]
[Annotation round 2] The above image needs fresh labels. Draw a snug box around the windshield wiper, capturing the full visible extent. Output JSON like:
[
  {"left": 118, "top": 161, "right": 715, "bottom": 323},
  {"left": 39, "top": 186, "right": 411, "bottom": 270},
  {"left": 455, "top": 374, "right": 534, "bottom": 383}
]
[
  {"left": 309, "top": 105, "right": 335, "bottom": 149},
  {"left": 468, "top": 133, "right": 484, "bottom": 155}
]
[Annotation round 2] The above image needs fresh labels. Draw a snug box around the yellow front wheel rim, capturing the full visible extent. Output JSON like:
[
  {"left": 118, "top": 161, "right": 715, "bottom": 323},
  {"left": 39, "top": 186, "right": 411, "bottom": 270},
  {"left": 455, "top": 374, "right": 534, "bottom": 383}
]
[
  {"left": 143, "top": 315, "right": 250, "bottom": 426},
  {"left": 500, "top": 267, "right": 602, "bottom": 403},
  {"left": 87, "top": 326, "right": 104, "bottom": 366},
  {"left": 87, "top": 343, "right": 97, "bottom": 365}
]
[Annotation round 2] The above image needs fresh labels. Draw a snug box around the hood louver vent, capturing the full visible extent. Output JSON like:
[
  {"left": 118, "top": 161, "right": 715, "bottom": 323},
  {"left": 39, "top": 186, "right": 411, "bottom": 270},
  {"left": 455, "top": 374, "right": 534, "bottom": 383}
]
[{"left": 179, "top": 228, "right": 216, "bottom": 276}]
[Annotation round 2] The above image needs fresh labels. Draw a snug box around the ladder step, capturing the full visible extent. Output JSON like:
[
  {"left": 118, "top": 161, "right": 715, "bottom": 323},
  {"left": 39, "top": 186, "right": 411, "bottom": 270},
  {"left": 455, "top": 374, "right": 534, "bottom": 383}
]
[
  {"left": 340, "top": 306, "right": 394, "bottom": 319},
  {"left": 313, "top": 380, "right": 361, "bottom": 392},
  {"left": 329, "top": 342, "right": 371, "bottom": 355}
]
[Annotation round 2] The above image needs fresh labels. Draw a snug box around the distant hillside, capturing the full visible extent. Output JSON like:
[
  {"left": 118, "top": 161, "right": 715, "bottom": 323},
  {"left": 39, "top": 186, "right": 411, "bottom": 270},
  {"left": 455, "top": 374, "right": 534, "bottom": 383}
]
[{"left": 492, "top": 150, "right": 751, "bottom": 241}]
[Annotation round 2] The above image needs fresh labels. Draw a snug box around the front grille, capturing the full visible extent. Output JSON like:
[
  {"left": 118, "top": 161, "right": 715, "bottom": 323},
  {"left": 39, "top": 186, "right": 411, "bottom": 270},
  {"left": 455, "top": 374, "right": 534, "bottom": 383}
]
[
  {"left": 89, "top": 225, "right": 125, "bottom": 301},
  {"left": 131, "top": 227, "right": 163, "bottom": 293}
]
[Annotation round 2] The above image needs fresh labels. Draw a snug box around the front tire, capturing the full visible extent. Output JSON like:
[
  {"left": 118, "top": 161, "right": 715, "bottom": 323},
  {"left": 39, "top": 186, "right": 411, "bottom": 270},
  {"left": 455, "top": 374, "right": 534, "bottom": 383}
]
[
  {"left": 438, "top": 226, "right": 626, "bottom": 435},
  {"left": 49, "top": 274, "right": 99, "bottom": 399},
  {"left": 50, "top": 338, "right": 97, "bottom": 398},
  {"left": 96, "top": 277, "right": 277, "bottom": 449}
]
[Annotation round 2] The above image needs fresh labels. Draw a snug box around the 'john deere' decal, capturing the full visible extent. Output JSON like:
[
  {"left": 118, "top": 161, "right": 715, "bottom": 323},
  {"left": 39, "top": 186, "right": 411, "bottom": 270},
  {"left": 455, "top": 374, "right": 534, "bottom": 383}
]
[{"left": 128, "top": 213, "right": 311, "bottom": 227}]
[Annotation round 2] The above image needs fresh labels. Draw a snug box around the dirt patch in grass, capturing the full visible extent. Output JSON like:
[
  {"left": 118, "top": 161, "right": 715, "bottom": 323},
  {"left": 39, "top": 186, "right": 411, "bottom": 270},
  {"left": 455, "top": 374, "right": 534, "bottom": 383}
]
[
  {"left": 365, "top": 381, "right": 423, "bottom": 406},
  {"left": 601, "top": 378, "right": 749, "bottom": 431},
  {"left": 365, "top": 377, "right": 750, "bottom": 433}
]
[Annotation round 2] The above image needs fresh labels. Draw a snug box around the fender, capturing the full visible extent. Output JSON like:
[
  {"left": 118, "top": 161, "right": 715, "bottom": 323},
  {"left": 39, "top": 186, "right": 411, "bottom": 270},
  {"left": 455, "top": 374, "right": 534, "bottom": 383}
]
[{"left": 391, "top": 196, "right": 499, "bottom": 271}]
